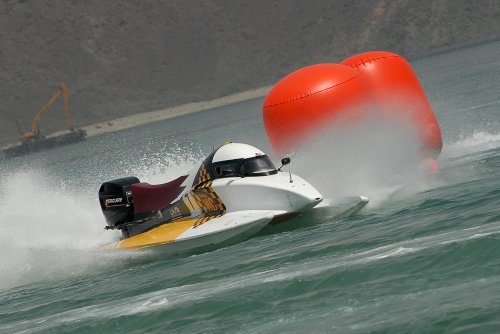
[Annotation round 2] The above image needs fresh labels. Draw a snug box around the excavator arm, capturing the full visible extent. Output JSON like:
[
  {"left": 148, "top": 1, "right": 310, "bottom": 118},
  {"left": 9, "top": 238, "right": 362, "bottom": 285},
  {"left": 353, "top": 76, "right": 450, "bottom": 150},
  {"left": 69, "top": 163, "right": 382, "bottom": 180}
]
[{"left": 19, "top": 82, "right": 74, "bottom": 141}]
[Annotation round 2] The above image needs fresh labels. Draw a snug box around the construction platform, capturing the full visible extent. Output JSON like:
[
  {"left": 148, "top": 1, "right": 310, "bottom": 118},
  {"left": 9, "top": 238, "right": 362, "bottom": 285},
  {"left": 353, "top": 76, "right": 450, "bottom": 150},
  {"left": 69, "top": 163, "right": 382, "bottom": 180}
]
[{"left": 1, "top": 129, "right": 86, "bottom": 159}]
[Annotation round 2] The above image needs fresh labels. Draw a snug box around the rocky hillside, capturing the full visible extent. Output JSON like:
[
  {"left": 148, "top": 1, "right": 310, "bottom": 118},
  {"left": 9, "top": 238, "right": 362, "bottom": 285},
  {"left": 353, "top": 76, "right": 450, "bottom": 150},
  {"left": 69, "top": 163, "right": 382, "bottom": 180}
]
[{"left": 1, "top": 0, "right": 499, "bottom": 145}]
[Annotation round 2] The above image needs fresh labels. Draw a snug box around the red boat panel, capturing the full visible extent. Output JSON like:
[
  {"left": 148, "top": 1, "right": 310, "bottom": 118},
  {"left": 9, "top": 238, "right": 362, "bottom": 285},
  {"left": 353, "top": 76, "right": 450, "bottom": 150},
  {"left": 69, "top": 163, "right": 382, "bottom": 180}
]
[{"left": 131, "top": 175, "right": 188, "bottom": 215}]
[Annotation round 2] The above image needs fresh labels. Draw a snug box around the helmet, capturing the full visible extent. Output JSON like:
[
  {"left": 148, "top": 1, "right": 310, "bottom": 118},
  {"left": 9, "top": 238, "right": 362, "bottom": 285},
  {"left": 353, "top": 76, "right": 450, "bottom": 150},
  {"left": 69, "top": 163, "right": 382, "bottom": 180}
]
[{"left": 211, "top": 143, "right": 277, "bottom": 178}]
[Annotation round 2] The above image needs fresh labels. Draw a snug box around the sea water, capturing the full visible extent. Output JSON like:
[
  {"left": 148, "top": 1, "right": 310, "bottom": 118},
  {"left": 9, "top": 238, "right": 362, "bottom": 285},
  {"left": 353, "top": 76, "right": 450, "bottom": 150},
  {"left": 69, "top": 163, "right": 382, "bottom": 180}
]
[{"left": 0, "top": 40, "right": 500, "bottom": 333}]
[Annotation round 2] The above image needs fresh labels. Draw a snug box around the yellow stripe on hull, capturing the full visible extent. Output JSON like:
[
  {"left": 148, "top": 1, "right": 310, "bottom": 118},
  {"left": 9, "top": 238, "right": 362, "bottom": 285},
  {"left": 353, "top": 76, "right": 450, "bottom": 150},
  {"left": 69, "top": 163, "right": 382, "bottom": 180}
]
[{"left": 105, "top": 219, "right": 196, "bottom": 250}]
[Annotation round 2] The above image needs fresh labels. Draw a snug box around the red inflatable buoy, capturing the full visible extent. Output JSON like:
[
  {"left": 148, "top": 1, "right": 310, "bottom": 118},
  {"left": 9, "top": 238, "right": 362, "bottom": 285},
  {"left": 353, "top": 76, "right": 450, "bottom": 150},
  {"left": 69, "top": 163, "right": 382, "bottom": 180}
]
[
  {"left": 263, "top": 63, "right": 372, "bottom": 154},
  {"left": 341, "top": 51, "right": 442, "bottom": 158}
]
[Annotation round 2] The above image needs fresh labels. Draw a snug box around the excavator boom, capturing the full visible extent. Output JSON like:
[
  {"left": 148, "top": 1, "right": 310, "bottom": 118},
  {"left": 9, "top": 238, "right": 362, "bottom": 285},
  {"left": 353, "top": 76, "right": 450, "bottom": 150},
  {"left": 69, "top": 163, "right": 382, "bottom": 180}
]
[{"left": 19, "top": 82, "right": 74, "bottom": 141}]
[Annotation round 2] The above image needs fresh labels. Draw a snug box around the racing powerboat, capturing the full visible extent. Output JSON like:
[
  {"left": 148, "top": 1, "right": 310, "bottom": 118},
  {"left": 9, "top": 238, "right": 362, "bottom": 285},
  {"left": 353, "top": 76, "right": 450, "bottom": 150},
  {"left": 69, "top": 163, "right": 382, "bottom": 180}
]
[{"left": 98, "top": 143, "right": 368, "bottom": 254}]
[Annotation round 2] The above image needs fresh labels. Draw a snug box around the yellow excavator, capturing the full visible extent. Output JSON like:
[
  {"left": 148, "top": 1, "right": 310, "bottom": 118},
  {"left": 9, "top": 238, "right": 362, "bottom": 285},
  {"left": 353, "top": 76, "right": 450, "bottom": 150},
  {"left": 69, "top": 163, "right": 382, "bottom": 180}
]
[{"left": 18, "top": 82, "right": 75, "bottom": 141}]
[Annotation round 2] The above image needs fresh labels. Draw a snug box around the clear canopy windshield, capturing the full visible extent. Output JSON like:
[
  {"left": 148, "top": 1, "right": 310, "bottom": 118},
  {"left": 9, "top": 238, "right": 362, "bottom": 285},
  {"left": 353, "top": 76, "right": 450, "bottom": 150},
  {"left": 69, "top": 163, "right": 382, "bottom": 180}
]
[
  {"left": 237, "top": 155, "right": 277, "bottom": 177},
  {"left": 212, "top": 155, "right": 277, "bottom": 178}
]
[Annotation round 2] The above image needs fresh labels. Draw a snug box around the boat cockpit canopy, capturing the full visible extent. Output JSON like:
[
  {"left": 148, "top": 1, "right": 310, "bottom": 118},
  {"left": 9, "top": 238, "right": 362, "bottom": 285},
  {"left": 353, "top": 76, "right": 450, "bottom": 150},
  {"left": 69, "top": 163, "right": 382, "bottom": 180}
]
[{"left": 212, "top": 155, "right": 277, "bottom": 178}]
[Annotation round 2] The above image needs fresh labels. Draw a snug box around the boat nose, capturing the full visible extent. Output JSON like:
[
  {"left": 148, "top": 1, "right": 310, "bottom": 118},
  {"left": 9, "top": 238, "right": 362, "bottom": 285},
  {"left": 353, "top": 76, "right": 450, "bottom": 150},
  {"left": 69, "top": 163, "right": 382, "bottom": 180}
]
[{"left": 286, "top": 184, "right": 323, "bottom": 211}]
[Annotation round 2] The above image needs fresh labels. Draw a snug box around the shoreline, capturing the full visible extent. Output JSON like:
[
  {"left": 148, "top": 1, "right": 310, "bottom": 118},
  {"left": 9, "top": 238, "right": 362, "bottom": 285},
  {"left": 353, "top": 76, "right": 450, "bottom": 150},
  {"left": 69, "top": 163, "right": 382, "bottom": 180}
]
[
  {"left": 81, "top": 86, "right": 272, "bottom": 138},
  {"left": 0, "top": 85, "right": 272, "bottom": 152}
]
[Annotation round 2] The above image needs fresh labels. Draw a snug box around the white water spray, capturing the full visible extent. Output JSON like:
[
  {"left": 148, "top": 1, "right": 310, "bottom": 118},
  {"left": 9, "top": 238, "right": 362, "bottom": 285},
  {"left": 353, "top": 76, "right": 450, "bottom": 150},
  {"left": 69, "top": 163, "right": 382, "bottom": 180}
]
[
  {"left": 0, "top": 171, "right": 117, "bottom": 290},
  {"left": 0, "top": 148, "right": 203, "bottom": 291},
  {"left": 290, "top": 117, "right": 431, "bottom": 206}
]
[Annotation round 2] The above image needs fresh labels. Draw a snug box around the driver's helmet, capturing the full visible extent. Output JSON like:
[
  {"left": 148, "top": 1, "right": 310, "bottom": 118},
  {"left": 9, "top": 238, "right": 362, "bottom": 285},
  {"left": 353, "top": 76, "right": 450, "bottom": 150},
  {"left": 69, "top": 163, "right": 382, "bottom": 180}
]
[{"left": 211, "top": 143, "right": 277, "bottom": 178}]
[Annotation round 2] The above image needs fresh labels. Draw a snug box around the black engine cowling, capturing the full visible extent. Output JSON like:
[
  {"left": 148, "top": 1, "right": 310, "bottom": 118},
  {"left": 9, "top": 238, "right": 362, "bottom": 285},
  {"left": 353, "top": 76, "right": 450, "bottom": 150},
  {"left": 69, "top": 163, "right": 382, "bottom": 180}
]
[{"left": 98, "top": 176, "right": 140, "bottom": 228}]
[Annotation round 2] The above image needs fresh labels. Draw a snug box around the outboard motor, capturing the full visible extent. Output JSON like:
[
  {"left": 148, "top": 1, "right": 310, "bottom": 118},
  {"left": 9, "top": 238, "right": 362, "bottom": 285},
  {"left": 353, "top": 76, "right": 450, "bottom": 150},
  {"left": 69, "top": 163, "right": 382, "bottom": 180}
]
[{"left": 98, "top": 176, "right": 140, "bottom": 228}]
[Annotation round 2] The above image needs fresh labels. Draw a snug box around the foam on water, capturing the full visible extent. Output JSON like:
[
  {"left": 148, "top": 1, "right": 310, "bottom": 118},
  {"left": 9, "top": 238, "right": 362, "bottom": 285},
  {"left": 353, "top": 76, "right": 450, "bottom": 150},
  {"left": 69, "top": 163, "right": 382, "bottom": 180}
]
[{"left": 442, "top": 130, "right": 500, "bottom": 159}]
